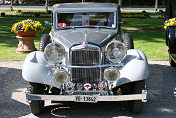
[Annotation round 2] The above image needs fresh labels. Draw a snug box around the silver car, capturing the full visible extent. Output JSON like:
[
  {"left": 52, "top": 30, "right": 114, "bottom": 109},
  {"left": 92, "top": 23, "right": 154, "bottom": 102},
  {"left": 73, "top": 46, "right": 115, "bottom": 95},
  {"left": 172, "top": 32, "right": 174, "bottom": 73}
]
[{"left": 22, "top": 3, "right": 149, "bottom": 115}]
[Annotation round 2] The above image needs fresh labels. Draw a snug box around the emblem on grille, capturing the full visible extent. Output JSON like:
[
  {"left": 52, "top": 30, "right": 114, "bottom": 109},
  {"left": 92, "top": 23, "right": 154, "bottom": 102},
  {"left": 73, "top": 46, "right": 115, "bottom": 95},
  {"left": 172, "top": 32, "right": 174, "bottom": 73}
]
[
  {"left": 98, "top": 82, "right": 105, "bottom": 89},
  {"left": 76, "top": 83, "right": 83, "bottom": 90},
  {"left": 84, "top": 83, "right": 91, "bottom": 90},
  {"left": 82, "top": 41, "right": 88, "bottom": 48}
]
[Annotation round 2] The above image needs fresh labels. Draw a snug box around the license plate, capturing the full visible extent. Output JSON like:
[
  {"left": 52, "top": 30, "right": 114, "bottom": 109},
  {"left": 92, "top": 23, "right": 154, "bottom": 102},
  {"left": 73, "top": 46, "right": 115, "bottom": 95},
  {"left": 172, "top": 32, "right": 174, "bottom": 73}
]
[{"left": 75, "top": 96, "right": 97, "bottom": 103}]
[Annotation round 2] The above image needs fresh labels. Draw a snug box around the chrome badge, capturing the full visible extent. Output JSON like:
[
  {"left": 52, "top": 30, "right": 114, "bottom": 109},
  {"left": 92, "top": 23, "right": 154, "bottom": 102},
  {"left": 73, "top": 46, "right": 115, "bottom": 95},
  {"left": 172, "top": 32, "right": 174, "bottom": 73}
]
[
  {"left": 98, "top": 82, "right": 105, "bottom": 89},
  {"left": 84, "top": 83, "right": 91, "bottom": 90},
  {"left": 76, "top": 83, "right": 83, "bottom": 90}
]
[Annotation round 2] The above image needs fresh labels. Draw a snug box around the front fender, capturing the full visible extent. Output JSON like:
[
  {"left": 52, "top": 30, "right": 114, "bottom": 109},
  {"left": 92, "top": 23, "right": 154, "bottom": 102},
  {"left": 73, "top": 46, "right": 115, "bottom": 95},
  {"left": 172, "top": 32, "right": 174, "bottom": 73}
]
[
  {"left": 22, "top": 51, "right": 61, "bottom": 88},
  {"left": 22, "top": 50, "right": 149, "bottom": 88},
  {"left": 115, "top": 49, "right": 149, "bottom": 87}
]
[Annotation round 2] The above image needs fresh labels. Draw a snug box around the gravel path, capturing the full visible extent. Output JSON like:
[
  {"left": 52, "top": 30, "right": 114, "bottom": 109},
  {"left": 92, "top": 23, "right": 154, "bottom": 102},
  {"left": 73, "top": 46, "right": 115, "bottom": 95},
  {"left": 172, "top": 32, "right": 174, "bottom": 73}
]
[{"left": 0, "top": 60, "right": 176, "bottom": 118}]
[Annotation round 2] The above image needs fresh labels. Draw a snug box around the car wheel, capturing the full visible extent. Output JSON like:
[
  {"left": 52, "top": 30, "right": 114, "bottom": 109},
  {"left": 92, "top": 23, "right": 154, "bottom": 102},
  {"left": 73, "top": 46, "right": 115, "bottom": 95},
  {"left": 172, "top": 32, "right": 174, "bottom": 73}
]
[
  {"left": 121, "top": 33, "right": 134, "bottom": 50},
  {"left": 169, "top": 56, "right": 176, "bottom": 67},
  {"left": 39, "top": 34, "right": 50, "bottom": 52},
  {"left": 128, "top": 80, "right": 145, "bottom": 114},
  {"left": 27, "top": 82, "right": 45, "bottom": 116}
]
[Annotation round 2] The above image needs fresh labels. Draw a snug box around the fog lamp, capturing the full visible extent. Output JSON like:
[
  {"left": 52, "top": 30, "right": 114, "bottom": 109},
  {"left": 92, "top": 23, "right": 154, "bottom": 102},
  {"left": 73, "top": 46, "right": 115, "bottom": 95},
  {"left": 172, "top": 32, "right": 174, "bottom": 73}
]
[
  {"left": 53, "top": 70, "right": 70, "bottom": 84},
  {"left": 104, "top": 67, "right": 120, "bottom": 82}
]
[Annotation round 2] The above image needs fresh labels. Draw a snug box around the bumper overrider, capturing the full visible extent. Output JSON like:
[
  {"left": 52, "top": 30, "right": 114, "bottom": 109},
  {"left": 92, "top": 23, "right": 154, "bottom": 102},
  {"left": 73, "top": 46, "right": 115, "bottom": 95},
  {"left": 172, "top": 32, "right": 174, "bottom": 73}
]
[{"left": 26, "top": 90, "right": 147, "bottom": 103}]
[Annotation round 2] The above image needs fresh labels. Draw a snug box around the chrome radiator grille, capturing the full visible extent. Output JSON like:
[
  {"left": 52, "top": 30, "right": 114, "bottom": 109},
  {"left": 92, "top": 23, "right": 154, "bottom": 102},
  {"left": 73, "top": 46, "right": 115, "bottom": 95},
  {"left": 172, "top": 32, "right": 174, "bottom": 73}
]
[
  {"left": 72, "top": 50, "right": 100, "bottom": 66},
  {"left": 70, "top": 44, "right": 101, "bottom": 84},
  {"left": 72, "top": 68, "right": 100, "bottom": 83}
]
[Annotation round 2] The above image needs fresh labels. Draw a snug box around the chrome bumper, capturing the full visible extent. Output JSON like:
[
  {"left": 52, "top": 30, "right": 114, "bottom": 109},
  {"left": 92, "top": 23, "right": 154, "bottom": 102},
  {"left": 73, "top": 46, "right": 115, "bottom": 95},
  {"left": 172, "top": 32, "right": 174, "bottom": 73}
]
[{"left": 26, "top": 90, "right": 147, "bottom": 102}]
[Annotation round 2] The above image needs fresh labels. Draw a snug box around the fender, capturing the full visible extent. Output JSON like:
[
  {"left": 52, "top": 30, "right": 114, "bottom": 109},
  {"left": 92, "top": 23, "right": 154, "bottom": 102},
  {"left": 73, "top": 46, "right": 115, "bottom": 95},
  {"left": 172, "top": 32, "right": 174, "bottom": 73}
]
[
  {"left": 22, "top": 51, "right": 61, "bottom": 88},
  {"left": 114, "top": 49, "right": 149, "bottom": 87},
  {"left": 22, "top": 50, "right": 149, "bottom": 88}
]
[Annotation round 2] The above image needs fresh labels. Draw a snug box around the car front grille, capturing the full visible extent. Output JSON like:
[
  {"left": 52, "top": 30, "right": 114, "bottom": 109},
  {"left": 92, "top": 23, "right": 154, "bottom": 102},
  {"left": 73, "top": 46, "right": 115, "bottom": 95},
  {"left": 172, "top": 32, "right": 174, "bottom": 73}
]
[
  {"left": 70, "top": 44, "right": 101, "bottom": 84},
  {"left": 72, "top": 68, "right": 100, "bottom": 83},
  {"left": 72, "top": 49, "right": 100, "bottom": 66}
]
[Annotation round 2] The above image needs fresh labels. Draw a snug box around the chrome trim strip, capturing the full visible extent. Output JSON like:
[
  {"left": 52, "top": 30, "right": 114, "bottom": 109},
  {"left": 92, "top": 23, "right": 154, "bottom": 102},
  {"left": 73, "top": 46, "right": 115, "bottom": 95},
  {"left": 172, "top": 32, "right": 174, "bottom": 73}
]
[
  {"left": 48, "top": 64, "right": 123, "bottom": 69},
  {"left": 26, "top": 91, "right": 147, "bottom": 102}
]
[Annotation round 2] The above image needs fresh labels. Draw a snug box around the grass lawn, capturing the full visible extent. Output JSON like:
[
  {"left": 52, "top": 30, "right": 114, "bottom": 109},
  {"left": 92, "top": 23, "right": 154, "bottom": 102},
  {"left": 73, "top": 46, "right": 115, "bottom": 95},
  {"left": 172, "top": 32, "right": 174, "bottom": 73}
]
[
  {"left": 122, "top": 18, "right": 165, "bottom": 29},
  {"left": 121, "top": 18, "right": 168, "bottom": 60},
  {"left": 131, "top": 32, "right": 168, "bottom": 60},
  {"left": 0, "top": 17, "right": 167, "bottom": 60}
]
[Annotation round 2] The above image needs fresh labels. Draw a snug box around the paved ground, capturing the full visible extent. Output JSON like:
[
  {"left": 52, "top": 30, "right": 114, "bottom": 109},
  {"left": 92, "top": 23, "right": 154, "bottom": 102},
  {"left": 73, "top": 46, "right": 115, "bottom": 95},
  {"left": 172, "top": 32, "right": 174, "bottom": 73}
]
[
  {"left": 0, "top": 5, "right": 165, "bottom": 12},
  {"left": 0, "top": 60, "right": 176, "bottom": 118}
]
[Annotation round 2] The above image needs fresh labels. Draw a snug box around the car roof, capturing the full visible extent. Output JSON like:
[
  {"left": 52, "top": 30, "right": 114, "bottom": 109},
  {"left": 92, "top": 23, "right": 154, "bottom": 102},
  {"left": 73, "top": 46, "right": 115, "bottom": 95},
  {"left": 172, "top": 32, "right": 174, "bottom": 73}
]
[{"left": 52, "top": 3, "right": 118, "bottom": 12}]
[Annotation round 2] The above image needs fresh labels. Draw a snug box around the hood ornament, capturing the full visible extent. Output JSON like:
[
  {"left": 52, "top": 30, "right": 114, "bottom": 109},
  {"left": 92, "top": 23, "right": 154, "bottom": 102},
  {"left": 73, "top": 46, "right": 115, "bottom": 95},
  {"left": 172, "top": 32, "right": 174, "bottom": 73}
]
[
  {"left": 83, "top": 41, "right": 88, "bottom": 48},
  {"left": 83, "top": 31, "right": 88, "bottom": 48}
]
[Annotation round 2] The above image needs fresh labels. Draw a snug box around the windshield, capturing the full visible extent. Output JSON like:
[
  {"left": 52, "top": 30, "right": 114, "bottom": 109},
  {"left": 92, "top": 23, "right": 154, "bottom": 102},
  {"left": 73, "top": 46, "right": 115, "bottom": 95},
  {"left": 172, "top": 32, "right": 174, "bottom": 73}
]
[{"left": 57, "top": 12, "right": 115, "bottom": 29}]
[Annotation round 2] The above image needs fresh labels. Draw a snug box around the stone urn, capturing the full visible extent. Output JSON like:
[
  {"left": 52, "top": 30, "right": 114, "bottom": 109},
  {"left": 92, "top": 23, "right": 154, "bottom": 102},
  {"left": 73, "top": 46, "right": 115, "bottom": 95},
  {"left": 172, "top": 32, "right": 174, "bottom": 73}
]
[{"left": 14, "top": 30, "right": 38, "bottom": 53}]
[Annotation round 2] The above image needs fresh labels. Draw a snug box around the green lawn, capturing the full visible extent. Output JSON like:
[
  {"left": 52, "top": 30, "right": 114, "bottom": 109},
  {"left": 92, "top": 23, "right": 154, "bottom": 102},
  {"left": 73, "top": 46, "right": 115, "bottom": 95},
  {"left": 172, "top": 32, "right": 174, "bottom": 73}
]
[
  {"left": 131, "top": 32, "right": 168, "bottom": 60},
  {"left": 122, "top": 18, "right": 164, "bottom": 29},
  {"left": 121, "top": 18, "right": 168, "bottom": 60},
  {"left": 0, "top": 17, "right": 167, "bottom": 60}
]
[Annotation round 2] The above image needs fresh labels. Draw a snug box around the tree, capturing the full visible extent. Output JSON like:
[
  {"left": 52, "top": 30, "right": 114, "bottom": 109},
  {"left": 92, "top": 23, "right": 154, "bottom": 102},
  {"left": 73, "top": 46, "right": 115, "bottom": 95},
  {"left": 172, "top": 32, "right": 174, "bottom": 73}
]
[
  {"left": 155, "top": 0, "right": 158, "bottom": 11},
  {"left": 10, "top": 0, "right": 13, "bottom": 11}
]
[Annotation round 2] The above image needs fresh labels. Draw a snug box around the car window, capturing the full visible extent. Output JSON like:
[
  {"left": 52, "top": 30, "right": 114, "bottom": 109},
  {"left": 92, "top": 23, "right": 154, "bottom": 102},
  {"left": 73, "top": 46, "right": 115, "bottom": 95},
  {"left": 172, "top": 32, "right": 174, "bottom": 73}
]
[{"left": 57, "top": 12, "right": 115, "bottom": 29}]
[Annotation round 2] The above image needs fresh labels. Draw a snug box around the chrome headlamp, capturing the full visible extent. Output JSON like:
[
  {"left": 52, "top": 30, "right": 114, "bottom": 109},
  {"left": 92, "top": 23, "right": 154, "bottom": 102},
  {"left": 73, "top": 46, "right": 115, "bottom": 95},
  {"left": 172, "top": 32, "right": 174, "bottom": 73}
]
[
  {"left": 53, "top": 70, "right": 70, "bottom": 84},
  {"left": 44, "top": 43, "right": 65, "bottom": 64},
  {"left": 105, "top": 40, "right": 127, "bottom": 62},
  {"left": 104, "top": 67, "right": 120, "bottom": 82}
]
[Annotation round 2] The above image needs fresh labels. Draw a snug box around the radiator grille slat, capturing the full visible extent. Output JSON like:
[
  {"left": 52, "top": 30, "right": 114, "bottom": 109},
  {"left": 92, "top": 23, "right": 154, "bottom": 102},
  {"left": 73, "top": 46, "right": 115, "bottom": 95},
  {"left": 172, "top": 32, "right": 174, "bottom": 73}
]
[
  {"left": 71, "top": 45, "right": 101, "bottom": 84},
  {"left": 72, "top": 50, "right": 100, "bottom": 66},
  {"left": 72, "top": 68, "right": 100, "bottom": 83}
]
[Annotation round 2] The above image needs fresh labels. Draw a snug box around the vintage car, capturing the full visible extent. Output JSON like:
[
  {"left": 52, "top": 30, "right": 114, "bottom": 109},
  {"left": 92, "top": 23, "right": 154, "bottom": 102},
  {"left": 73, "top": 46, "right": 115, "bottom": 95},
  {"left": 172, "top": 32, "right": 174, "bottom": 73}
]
[
  {"left": 22, "top": 3, "right": 149, "bottom": 115},
  {"left": 165, "top": 0, "right": 176, "bottom": 67}
]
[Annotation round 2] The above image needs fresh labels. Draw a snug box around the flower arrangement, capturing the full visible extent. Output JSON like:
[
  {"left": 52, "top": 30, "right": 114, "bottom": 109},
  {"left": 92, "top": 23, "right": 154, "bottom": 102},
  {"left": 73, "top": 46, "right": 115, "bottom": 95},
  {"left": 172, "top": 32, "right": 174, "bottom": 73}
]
[
  {"left": 11, "top": 19, "right": 45, "bottom": 32},
  {"left": 164, "top": 18, "right": 176, "bottom": 30}
]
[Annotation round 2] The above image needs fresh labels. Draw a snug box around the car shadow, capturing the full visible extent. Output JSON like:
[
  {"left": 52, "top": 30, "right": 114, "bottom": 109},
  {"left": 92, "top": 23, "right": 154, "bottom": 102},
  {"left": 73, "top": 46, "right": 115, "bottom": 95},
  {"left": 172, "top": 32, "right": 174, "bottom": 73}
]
[
  {"left": 38, "top": 63, "right": 176, "bottom": 118},
  {"left": 0, "top": 63, "right": 176, "bottom": 118},
  {"left": 0, "top": 67, "right": 29, "bottom": 117}
]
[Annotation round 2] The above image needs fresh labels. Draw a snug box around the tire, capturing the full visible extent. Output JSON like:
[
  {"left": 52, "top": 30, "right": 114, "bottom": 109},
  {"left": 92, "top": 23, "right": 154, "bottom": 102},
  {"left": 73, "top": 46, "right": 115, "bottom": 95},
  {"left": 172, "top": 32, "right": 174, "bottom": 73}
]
[
  {"left": 39, "top": 34, "right": 50, "bottom": 52},
  {"left": 27, "top": 83, "right": 45, "bottom": 116},
  {"left": 128, "top": 80, "right": 145, "bottom": 114},
  {"left": 169, "top": 56, "right": 176, "bottom": 67},
  {"left": 121, "top": 33, "right": 134, "bottom": 50}
]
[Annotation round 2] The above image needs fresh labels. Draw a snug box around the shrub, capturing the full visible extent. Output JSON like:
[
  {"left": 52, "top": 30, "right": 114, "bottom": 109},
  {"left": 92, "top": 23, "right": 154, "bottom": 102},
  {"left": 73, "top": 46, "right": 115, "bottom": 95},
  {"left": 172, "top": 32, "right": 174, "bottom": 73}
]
[
  {"left": 47, "top": 10, "right": 51, "bottom": 14},
  {"left": 16, "top": 9, "right": 22, "bottom": 13},
  {"left": 1, "top": 12, "right": 5, "bottom": 17},
  {"left": 158, "top": 15, "right": 165, "bottom": 19},
  {"left": 34, "top": 13, "right": 40, "bottom": 17},
  {"left": 142, "top": 10, "right": 147, "bottom": 14},
  {"left": 159, "top": 10, "right": 164, "bottom": 14}
]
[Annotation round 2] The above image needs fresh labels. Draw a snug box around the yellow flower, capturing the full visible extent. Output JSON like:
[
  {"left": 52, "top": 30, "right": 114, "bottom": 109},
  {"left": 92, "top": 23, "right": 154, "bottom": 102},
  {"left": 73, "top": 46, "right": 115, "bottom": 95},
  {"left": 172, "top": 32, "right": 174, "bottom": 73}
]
[
  {"left": 164, "top": 18, "right": 176, "bottom": 30},
  {"left": 11, "top": 19, "right": 45, "bottom": 32}
]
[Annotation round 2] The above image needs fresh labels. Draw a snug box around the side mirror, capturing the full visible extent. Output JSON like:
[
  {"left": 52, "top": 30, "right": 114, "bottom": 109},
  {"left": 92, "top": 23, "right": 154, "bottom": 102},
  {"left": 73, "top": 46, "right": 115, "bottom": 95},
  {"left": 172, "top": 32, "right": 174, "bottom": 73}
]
[
  {"left": 120, "top": 21, "right": 128, "bottom": 24},
  {"left": 45, "top": 21, "right": 52, "bottom": 26}
]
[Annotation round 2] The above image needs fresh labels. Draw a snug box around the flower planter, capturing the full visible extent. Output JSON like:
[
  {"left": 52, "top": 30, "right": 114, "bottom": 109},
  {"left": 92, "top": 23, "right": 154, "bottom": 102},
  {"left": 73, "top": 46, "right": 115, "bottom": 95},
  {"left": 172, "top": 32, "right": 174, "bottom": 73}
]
[
  {"left": 11, "top": 19, "right": 45, "bottom": 53},
  {"left": 15, "top": 31, "right": 38, "bottom": 53}
]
